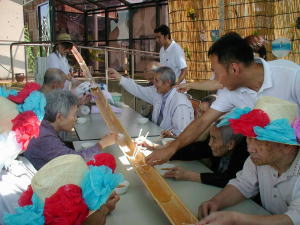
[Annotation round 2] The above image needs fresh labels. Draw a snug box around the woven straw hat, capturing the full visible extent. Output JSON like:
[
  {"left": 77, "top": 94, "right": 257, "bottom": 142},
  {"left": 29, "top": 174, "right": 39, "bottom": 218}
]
[
  {"left": 254, "top": 96, "right": 297, "bottom": 124},
  {"left": 31, "top": 154, "right": 88, "bottom": 201},
  {"left": 0, "top": 96, "right": 19, "bottom": 133},
  {"left": 56, "top": 33, "right": 72, "bottom": 42}
]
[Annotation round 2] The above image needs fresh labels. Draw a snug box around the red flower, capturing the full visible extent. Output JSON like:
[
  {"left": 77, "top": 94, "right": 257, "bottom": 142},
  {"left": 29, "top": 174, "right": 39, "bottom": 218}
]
[
  {"left": 18, "top": 185, "right": 33, "bottom": 206},
  {"left": 8, "top": 82, "right": 41, "bottom": 104},
  {"left": 11, "top": 111, "right": 40, "bottom": 150},
  {"left": 229, "top": 109, "right": 270, "bottom": 137},
  {"left": 87, "top": 153, "right": 116, "bottom": 172},
  {"left": 44, "top": 184, "right": 89, "bottom": 225}
]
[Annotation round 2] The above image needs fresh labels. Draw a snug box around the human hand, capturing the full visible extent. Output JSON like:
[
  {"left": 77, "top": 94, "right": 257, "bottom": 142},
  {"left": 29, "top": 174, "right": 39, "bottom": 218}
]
[
  {"left": 108, "top": 68, "right": 122, "bottom": 81},
  {"left": 196, "top": 211, "right": 239, "bottom": 225},
  {"left": 145, "top": 145, "right": 176, "bottom": 166},
  {"left": 78, "top": 94, "right": 91, "bottom": 105},
  {"left": 161, "top": 130, "right": 176, "bottom": 138},
  {"left": 105, "top": 192, "right": 120, "bottom": 213},
  {"left": 135, "top": 137, "right": 161, "bottom": 151},
  {"left": 99, "top": 133, "right": 118, "bottom": 149},
  {"left": 163, "top": 167, "right": 200, "bottom": 181},
  {"left": 198, "top": 199, "right": 221, "bottom": 219},
  {"left": 176, "top": 83, "right": 191, "bottom": 93}
]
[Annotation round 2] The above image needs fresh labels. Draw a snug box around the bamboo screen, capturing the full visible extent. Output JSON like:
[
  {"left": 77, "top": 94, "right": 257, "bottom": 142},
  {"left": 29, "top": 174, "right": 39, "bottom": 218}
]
[
  {"left": 168, "top": 0, "right": 300, "bottom": 81},
  {"left": 168, "top": 0, "right": 220, "bottom": 81},
  {"left": 224, "top": 0, "right": 300, "bottom": 63}
]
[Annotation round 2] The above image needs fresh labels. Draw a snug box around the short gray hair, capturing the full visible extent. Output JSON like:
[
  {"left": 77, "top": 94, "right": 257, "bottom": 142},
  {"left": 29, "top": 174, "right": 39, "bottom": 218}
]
[
  {"left": 153, "top": 66, "right": 176, "bottom": 86},
  {"left": 213, "top": 119, "right": 243, "bottom": 145},
  {"left": 44, "top": 90, "right": 78, "bottom": 122},
  {"left": 43, "top": 68, "right": 66, "bottom": 85}
]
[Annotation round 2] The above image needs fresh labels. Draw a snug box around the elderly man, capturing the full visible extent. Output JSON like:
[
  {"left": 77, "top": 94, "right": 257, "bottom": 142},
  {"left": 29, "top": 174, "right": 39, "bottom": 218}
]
[
  {"left": 197, "top": 96, "right": 300, "bottom": 225},
  {"left": 154, "top": 25, "right": 187, "bottom": 84},
  {"left": 24, "top": 90, "right": 117, "bottom": 170},
  {"left": 146, "top": 32, "right": 300, "bottom": 166},
  {"left": 39, "top": 68, "right": 67, "bottom": 93},
  {"left": 108, "top": 66, "right": 194, "bottom": 137}
]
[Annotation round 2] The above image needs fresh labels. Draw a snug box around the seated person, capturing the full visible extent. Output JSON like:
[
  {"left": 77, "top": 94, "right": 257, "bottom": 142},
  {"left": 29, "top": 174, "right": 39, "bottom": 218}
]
[
  {"left": 108, "top": 66, "right": 194, "bottom": 137},
  {"left": 164, "top": 121, "right": 248, "bottom": 188},
  {"left": 24, "top": 90, "right": 118, "bottom": 170},
  {"left": 197, "top": 96, "right": 300, "bottom": 225},
  {"left": 39, "top": 68, "right": 67, "bottom": 93}
]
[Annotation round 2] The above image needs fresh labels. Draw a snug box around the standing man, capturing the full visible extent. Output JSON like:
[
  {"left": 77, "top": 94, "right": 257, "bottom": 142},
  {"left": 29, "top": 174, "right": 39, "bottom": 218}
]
[
  {"left": 145, "top": 32, "right": 300, "bottom": 166},
  {"left": 154, "top": 25, "right": 187, "bottom": 85}
]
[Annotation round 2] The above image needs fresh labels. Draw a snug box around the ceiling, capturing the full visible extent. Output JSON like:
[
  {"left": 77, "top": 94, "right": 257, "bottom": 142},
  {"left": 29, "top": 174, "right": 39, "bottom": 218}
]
[{"left": 55, "top": 0, "right": 166, "bottom": 13}]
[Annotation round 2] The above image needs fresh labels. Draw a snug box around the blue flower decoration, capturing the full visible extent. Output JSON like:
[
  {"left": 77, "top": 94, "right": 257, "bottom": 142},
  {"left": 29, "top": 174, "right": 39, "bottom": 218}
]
[
  {"left": 17, "top": 91, "right": 46, "bottom": 121},
  {"left": 254, "top": 119, "right": 298, "bottom": 145},
  {"left": 81, "top": 165, "right": 123, "bottom": 210},
  {"left": 4, "top": 194, "right": 44, "bottom": 225},
  {"left": 217, "top": 107, "right": 251, "bottom": 127},
  {"left": 0, "top": 87, "right": 18, "bottom": 98}
]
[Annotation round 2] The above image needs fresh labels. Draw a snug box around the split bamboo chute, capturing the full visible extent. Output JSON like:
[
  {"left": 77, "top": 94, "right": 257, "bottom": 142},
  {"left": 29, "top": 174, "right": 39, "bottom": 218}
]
[{"left": 71, "top": 46, "right": 198, "bottom": 225}]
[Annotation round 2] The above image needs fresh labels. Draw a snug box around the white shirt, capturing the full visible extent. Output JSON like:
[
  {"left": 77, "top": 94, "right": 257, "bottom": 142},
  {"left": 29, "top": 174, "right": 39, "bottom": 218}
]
[
  {"left": 211, "top": 58, "right": 300, "bottom": 115},
  {"left": 229, "top": 151, "right": 300, "bottom": 225},
  {"left": 119, "top": 77, "right": 194, "bottom": 136},
  {"left": 160, "top": 41, "right": 187, "bottom": 82},
  {"left": 46, "top": 52, "right": 71, "bottom": 90}
]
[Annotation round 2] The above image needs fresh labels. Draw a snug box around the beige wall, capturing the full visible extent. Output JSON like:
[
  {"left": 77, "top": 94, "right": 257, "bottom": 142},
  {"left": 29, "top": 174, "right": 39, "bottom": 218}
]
[{"left": 0, "top": 0, "right": 25, "bottom": 79}]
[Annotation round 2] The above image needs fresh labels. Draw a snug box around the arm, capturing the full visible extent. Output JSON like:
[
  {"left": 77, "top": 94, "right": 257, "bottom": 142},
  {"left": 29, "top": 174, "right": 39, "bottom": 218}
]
[
  {"left": 108, "top": 68, "right": 155, "bottom": 104},
  {"left": 177, "top": 80, "right": 223, "bottom": 93},
  {"left": 145, "top": 108, "right": 224, "bottom": 165},
  {"left": 198, "top": 184, "right": 246, "bottom": 218},
  {"left": 176, "top": 67, "right": 187, "bottom": 85},
  {"left": 197, "top": 211, "right": 293, "bottom": 225}
]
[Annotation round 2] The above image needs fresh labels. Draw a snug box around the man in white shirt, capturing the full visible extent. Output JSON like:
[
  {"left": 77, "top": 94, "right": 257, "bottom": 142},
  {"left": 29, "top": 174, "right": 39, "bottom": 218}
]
[
  {"left": 145, "top": 32, "right": 300, "bottom": 166},
  {"left": 197, "top": 96, "right": 300, "bottom": 225},
  {"left": 154, "top": 25, "right": 187, "bottom": 84},
  {"left": 108, "top": 66, "right": 194, "bottom": 136}
]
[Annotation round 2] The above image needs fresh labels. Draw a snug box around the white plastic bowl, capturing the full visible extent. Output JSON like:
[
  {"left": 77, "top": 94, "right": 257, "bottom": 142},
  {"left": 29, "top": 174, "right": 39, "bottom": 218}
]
[
  {"left": 155, "top": 163, "right": 175, "bottom": 176},
  {"left": 77, "top": 117, "right": 88, "bottom": 124},
  {"left": 137, "top": 117, "right": 149, "bottom": 124},
  {"left": 115, "top": 180, "right": 130, "bottom": 195}
]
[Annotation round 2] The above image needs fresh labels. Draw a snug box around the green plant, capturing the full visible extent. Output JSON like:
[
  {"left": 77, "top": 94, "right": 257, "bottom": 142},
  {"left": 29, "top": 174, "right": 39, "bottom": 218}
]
[{"left": 24, "top": 25, "right": 39, "bottom": 72}]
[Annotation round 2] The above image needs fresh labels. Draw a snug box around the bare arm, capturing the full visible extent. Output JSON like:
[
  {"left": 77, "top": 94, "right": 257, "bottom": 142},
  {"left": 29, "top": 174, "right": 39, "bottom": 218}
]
[
  {"left": 199, "top": 184, "right": 246, "bottom": 218},
  {"left": 177, "top": 80, "right": 223, "bottom": 93},
  {"left": 145, "top": 108, "right": 224, "bottom": 165},
  {"left": 176, "top": 68, "right": 187, "bottom": 85},
  {"left": 197, "top": 211, "right": 293, "bottom": 225}
]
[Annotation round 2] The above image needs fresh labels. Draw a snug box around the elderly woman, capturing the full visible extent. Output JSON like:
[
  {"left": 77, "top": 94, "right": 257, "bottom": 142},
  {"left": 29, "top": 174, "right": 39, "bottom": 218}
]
[
  {"left": 164, "top": 121, "right": 248, "bottom": 187},
  {"left": 24, "top": 90, "right": 117, "bottom": 170}
]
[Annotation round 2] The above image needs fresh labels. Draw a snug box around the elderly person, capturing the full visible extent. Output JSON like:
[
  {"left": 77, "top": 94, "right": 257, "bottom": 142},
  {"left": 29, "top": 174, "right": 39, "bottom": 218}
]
[
  {"left": 197, "top": 96, "right": 300, "bottom": 225},
  {"left": 24, "top": 90, "right": 117, "bottom": 170},
  {"left": 39, "top": 68, "right": 67, "bottom": 93},
  {"left": 164, "top": 121, "right": 248, "bottom": 188},
  {"left": 146, "top": 32, "right": 300, "bottom": 166},
  {"left": 108, "top": 66, "right": 194, "bottom": 137}
]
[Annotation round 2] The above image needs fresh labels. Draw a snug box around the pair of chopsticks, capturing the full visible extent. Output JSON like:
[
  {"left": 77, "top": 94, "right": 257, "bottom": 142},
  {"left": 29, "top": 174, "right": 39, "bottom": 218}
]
[{"left": 133, "top": 129, "right": 149, "bottom": 158}]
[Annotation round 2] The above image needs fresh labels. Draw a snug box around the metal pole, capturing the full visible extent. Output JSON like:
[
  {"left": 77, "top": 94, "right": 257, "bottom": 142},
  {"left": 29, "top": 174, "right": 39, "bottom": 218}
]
[
  {"left": 104, "top": 48, "right": 109, "bottom": 87},
  {"left": 131, "top": 51, "right": 136, "bottom": 110}
]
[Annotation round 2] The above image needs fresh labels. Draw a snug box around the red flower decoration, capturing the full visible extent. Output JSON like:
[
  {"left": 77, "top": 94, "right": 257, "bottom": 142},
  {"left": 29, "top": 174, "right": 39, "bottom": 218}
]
[
  {"left": 87, "top": 153, "right": 116, "bottom": 172},
  {"left": 11, "top": 111, "right": 40, "bottom": 150},
  {"left": 44, "top": 184, "right": 89, "bottom": 225},
  {"left": 229, "top": 109, "right": 270, "bottom": 137},
  {"left": 18, "top": 185, "right": 33, "bottom": 206},
  {"left": 8, "top": 82, "right": 41, "bottom": 104}
]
